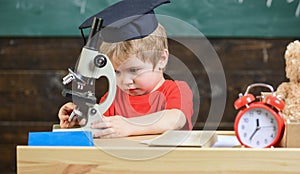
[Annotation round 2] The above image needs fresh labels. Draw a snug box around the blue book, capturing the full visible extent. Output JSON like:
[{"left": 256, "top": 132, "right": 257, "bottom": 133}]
[{"left": 28, "top": 131, "right": 94, "bottom": 146}]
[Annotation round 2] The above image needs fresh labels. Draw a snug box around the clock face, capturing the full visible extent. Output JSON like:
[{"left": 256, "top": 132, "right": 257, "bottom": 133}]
[{"left": 236, "top": 108, "right": 278, "bottom": 148}]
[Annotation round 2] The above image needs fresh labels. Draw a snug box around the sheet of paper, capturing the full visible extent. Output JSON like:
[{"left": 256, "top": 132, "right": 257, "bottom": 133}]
[
  {"left": 212, "top": 135, "right": 241, "bottom": 147},
  {"left": 140, "top": 130, "right": 218, "bottom": 147}
]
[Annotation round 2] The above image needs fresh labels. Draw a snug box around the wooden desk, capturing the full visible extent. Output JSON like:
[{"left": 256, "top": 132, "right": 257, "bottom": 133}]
[{"left": 17, "top": 131, "right": 300, "bottom": 174}]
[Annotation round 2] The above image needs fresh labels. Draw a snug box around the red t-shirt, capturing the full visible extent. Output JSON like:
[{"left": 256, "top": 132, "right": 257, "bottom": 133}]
[{"left": 100, "top": 80, "right": 193, "bottom": 130}]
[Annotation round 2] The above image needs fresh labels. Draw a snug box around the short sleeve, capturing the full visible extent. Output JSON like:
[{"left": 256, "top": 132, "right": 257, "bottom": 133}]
[{"left": 164, "top": 81, "right": 194, "bottom": 130}]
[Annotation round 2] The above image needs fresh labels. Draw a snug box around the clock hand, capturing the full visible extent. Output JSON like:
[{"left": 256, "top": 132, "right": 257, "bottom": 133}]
[
  {"left": 260, "top": 125, "right": 275, "bottom": 128},
  {"left": 249, "top": 119, "right": 261, "bottom": 141},
  {"left": 249, "top": 127, "right": 261, "bottom": 141}
]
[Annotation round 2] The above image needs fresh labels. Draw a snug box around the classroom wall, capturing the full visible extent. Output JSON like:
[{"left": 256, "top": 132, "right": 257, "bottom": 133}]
[
  {"left": 0, "top": 37, "right": 295, "bottom": 174},
  {"left": 0, "top": 0, "right": 300, "bottom": 173}
]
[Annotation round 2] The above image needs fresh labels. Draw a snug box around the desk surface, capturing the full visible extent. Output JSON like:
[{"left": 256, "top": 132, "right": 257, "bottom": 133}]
[{"left": 17, "top": 131, "right": 300, "bottom": 174}]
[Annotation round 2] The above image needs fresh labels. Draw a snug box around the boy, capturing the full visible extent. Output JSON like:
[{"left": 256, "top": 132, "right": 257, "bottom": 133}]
[{"left": 58, "top": 0, "right": 194, "bottom": 138}]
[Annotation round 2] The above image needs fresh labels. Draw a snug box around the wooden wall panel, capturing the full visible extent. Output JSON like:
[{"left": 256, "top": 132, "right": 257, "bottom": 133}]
[
  {"left": 0, "top": 37, "right": 293, "bottom": 125},
  {"left": 0, "top": 71, "right": 66, "bottom": 121},
  {"left": 0, "top": 124, "right": 52, "bottom": 174},
  {"left": 0, "top": 144, "right": 16, "bottom": 174},
  {"left": 0, "top": 37, "right": 296, "bottom": 173},
  {"left": 167, "top": 38, "right": 290, "bottom": 128},
  {"left": 0, "top": 38, "right": 81, "bottom": 70}
]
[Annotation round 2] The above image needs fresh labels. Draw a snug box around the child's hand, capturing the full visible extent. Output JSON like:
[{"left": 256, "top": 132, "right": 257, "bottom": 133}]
[
  {"left": 58, "top": 102, "right": 78, "bottom": 128},
  {"left": 91, "top": 116, "right": 133, "bottom": 138}
]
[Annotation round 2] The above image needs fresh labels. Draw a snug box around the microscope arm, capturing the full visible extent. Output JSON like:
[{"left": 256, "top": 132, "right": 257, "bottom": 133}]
[{"left": 61, "top": 17, "right": 116, "bottom": 136}]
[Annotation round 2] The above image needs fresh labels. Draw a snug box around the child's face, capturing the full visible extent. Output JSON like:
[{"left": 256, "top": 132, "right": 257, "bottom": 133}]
[{"left": 114, "top": 56, "right": 164, "bottom": 96}]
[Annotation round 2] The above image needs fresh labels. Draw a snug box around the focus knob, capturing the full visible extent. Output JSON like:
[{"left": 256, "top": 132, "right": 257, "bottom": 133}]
[{"left": 94, "top": 54, "right": 107, "bottom": 68}]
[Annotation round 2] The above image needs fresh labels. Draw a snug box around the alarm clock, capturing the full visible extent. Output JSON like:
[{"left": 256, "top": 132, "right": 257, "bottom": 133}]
[{"left": 234, "top": 83, "right": 285, "bottom": 148}]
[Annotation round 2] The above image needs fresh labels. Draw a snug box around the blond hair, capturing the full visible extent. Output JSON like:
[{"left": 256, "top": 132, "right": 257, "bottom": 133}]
[{"left": 100, "top": 23, "right": 168, "bottom": 69}]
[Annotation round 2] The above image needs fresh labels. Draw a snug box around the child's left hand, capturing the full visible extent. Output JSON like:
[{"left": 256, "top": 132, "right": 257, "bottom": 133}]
[{"left": 91, "top": 116, "right": 133, "bottom": 138}]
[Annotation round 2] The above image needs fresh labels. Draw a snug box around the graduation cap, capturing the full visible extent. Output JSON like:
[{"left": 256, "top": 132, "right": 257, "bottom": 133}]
[{"left": 79, "top": 0, "right": 170, "bottom": 43}]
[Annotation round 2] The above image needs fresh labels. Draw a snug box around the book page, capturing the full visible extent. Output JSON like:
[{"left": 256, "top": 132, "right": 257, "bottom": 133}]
[{"left": 141, "top": 130, "right": 217, "bottom": 147}]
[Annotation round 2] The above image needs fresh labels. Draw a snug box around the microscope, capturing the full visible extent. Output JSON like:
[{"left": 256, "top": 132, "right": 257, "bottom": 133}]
[{"left": 61, "top": 17, "right": 116, "bottom": 136}]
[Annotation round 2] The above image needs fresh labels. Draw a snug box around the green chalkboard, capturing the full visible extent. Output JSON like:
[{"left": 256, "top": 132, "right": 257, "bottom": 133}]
[{"left": 0, "top": 0, "right": 300, "bottom": 37}]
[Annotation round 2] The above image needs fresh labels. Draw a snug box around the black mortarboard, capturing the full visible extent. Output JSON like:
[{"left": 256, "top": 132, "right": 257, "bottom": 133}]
[{"left": 79, "top": 0, "right": 170, "bottom": 43}]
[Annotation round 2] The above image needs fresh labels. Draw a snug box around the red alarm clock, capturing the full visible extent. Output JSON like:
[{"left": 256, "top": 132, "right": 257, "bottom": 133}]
[{"left": 234, "top": 83, "right": 285, "bottom": 148}]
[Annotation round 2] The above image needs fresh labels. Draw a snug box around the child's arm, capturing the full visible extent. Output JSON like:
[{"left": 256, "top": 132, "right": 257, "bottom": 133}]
[
  {"left": 91, "top": 109, "right": 186, "bottom": 138},
  {"left": 128, "top": 109, "right": 186, "bottom": 133}
]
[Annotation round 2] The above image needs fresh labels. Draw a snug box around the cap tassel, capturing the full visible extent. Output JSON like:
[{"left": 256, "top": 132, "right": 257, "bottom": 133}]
[{"left": 80, "top": 28, "right": 87, "bottom": 45}]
